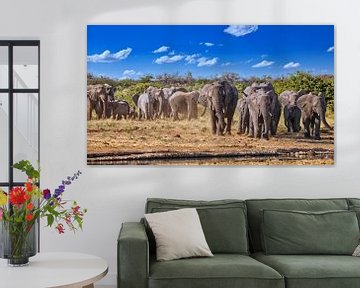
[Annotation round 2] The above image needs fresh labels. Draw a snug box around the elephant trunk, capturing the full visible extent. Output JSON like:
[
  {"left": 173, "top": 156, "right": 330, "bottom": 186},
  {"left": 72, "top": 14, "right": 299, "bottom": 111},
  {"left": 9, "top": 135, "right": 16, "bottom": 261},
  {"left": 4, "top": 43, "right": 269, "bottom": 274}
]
[
  {"left": 260, "top": 102, "right": 271, "bottom": 139},
  {"left": 103, "top": 100, "right": 107, "bottom": 119},
  {"left": 149, "top": 102, "right": 154, "bottom": 120},
  {"left": 213, "top": 92, "right": 225, "bottom": 134},
  {"left": 317, "top": 105, "right": 332, "bottom": 130}
]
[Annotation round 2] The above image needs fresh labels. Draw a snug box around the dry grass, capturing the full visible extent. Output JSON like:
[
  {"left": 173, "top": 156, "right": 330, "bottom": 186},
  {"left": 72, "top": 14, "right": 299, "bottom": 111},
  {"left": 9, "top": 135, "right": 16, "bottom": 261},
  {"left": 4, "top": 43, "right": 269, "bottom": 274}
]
[{"left": 87, "top": 110, "right": 334, "bottom": 165}]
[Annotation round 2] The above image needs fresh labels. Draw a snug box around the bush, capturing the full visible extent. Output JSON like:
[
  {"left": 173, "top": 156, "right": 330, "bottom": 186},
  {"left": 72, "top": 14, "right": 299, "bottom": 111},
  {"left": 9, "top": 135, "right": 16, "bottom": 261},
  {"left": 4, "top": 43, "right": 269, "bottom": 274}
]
[{"left": 273, "top": 72, "right": 334, "bottom": 112}]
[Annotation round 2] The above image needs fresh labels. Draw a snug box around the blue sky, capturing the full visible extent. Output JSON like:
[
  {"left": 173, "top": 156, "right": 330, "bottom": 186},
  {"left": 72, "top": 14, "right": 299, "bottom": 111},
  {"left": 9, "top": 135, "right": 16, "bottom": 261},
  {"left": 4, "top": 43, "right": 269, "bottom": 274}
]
[{"left": 87, "top": 25, "right": 334, "bottom": 79}]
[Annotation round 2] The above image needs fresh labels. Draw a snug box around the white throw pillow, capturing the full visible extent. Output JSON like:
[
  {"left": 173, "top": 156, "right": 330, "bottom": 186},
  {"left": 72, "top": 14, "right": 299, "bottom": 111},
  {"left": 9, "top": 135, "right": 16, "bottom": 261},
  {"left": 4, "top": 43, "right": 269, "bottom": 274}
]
[
  {"left": 145, "top": 208, "right": 213, "bottom": 261},
  {"left": 353, "top": 244, "right": 360, "bottom": 256}
]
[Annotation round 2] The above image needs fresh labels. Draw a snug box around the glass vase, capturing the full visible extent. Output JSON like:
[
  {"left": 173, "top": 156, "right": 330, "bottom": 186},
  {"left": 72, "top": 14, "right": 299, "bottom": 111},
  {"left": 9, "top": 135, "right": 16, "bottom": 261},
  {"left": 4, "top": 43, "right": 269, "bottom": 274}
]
[{"left": 0, "top": 220, "right": 37, "bottom": 266}]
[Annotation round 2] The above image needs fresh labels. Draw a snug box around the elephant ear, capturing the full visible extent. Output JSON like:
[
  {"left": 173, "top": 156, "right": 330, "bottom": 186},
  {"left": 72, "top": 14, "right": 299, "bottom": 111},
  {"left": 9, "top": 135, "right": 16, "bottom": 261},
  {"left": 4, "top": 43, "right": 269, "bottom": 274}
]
[{"left": 296, "top": 96, "right": 308, "bottom": 109}]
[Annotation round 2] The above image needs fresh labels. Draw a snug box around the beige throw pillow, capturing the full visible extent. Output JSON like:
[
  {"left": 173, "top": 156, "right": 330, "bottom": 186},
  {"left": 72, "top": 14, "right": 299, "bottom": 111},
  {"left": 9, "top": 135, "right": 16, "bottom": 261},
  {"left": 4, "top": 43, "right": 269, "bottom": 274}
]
[
  {"left": 145, "top": 208, "right": 213, "bottom": 261},
  {"left": 353, "top": 244, "right": 360, "bottom": 256}
]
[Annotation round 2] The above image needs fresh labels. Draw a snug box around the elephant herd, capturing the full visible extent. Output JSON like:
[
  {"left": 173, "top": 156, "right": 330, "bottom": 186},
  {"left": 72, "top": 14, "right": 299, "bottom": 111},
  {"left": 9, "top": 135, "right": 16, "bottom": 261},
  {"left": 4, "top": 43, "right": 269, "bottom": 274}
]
[
  {"left": 237, "top": 82, "right": 332, "bottom": 140},
  {"left": 87, "top": 84, "right": 137, "bottom": 120},
  {"left": 87, "top": 80, "right": 333, "bottom": 140},
  {"left": 128, "top": 82, "right": 238, "bottom": 135}
]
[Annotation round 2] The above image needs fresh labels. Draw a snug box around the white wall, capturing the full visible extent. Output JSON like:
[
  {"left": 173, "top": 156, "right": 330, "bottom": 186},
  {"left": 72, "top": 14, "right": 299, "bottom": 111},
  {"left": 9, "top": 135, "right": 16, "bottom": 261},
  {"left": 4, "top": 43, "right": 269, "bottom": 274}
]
[{"left": 1, "top": 0, "right": 360, "bottom": 286}]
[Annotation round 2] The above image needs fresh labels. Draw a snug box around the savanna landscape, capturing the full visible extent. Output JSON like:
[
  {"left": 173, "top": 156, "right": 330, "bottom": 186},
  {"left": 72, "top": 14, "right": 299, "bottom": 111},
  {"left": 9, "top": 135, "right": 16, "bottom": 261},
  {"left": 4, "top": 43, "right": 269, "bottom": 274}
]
[
  {"left": 87, "top": 25, "right": 334, "bottom": 165},
  {"left": 87, "top": 72, "right": 334, "bottom": 165}
]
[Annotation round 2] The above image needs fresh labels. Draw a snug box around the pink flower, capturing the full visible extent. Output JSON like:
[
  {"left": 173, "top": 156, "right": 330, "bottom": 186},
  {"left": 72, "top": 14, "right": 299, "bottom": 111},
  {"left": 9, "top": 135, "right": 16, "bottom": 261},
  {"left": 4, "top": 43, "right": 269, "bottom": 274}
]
[
  {"left": 56, "top": 223, "right": 65, "bottom": 234},
  {"left": 0, "top": 208, "right": 3, "bottom": 220},
  {"left": 72, "top": 205, "right": 80, "bottom": 215}
]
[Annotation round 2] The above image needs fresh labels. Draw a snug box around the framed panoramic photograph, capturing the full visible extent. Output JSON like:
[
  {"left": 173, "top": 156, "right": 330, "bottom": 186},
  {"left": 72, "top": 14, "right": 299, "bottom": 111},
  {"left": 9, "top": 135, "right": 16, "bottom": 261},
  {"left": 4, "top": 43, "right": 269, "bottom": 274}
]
[{"left": 87, "top": 25, "right": 334, "bottom": 165}]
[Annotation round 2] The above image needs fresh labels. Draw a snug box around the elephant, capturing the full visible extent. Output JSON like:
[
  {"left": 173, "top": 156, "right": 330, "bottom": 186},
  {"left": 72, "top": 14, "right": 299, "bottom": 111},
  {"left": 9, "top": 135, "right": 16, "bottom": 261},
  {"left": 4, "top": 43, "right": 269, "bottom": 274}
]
[
  {"left": 103, "top": 83, "right": 116, "bottom": 101},
  {"left": 169, "top": 91, "right": 199, "bottom": 120},
  {"left": 296, "top": 92, "right": 332, "bottom": 140},
  {"left": 110, "top": 100, "right": 130, "bottom": 120},
  {"left": 243, "top": 82, "right": 280, "bottom": 135},
  {"left": 87, "top": 83, "right": 116, "bottom": 120},
  {"left": 87, "top": 84, "right": 109, "bottom": 120},
  {"left": 254, "top": 83, "right": 280, "bottom": 135},
  {"left": 137, "top": 93, "right": 154, "bottom": 120},
  {"left": 146, "top": 86, "right": 164, "bottom": 118},
  {"left": 204, "top": 80, "right": 238, "bottom": 135},
  {"left": 162, "top": 87, "right": 175, "bottom": 118},
  {"left": 162, "top": 87, "right": 188, "bottom": 118},
  {"left": 198, "top": 84, "right": 213, "bottom": 117},
  {"left": 247, "top": 90, "right": 273, "bottom": 139},
  {"left": 236, "top": 95, "right": 249, "bottom": 135},
  {"left": 279, "top": 90, "right": 302, "bottom": 132}
]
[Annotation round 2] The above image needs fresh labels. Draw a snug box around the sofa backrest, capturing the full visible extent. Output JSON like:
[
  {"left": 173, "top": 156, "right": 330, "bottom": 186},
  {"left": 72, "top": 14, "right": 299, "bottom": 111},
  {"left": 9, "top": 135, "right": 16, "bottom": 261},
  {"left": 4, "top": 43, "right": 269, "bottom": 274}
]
[
  {"left": 145, "top": 198, "right": 249, "bottom": 255},
  {"left": 245, "top": 198, "right": 349, "bottom": 252}
]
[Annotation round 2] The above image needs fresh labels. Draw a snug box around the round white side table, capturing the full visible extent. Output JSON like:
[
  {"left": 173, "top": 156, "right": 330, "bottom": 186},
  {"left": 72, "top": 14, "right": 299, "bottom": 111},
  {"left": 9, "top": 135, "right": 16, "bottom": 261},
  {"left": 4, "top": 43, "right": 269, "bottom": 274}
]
[{"left": 0, "top": 252, "right": 108, "bottom": 288}]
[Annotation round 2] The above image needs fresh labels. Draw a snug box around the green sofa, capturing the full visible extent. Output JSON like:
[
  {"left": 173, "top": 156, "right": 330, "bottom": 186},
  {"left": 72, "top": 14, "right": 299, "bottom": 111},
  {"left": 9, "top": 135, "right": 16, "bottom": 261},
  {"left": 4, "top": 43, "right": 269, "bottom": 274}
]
[{"left": 118, "top": 198, "right": 360, "bottom": 288}]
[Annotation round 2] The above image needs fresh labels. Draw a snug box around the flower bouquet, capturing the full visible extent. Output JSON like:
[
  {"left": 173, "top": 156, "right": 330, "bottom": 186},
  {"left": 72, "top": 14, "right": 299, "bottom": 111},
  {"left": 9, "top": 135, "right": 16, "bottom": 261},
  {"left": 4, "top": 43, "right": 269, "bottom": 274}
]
[{"left": 0, "top": 160, "right": 87, "bottom": 266}]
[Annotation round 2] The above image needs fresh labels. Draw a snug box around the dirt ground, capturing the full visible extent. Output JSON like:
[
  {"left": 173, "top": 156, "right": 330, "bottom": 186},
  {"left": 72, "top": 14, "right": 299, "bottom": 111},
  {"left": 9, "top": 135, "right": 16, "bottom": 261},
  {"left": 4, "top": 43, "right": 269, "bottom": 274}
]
[{"left": 87, "top": 112, "right": 334, "bottom": 166}]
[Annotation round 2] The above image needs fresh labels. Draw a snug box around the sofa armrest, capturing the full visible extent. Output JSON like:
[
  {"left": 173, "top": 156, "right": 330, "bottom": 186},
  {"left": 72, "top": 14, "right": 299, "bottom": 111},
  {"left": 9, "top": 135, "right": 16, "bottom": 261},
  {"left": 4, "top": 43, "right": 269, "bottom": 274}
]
[{"left": 118, "top": 222, "right": 149, "bottom": 288}]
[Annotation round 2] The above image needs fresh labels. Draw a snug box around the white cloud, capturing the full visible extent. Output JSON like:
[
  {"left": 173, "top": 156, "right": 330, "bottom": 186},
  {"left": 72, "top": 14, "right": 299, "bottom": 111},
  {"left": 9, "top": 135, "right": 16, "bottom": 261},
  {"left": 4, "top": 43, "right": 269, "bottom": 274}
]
[
  {"left": 222, "top": 62, "right": 231, "bottom": 67},
  {"left": 327, "top": 46, "right": 334, "bottom": 52},
  {"left": 120, "top": 70, "right": 142, "bottom": 79},
  {"left": 200, "top": 42, "right": 215, "bottom": 47},
  {"left": 252, "top": 60, "right": 274, "bottom": 68},
  {"left": 123, "top": 70, "right": 136, "bottom": 76},
  {"left": 197, "top": 57, "right": 218, "bottom": 67},
  {"left": 153, "top": 46, "right": 170, "bottom": 53},
  {"left": 169, "top": 50, "right": 175, "bottom": 55},
  {"left": 87, "top": 48, "right": 132, "bottom": 63},
  {"left": 185, "top": 54, "right": 201, "bottom": 64},
  {"left": 261, "top": 54, "right": 268, "bottom": 59},
  {"left": 155, "top": 55, "right": 184, "bottom": 64},
  {"left": 283, "top": 62, "right": 300, "bottom": 69},
  {"left": 224, "top": 25, "right": 258, "bottom": 37}
]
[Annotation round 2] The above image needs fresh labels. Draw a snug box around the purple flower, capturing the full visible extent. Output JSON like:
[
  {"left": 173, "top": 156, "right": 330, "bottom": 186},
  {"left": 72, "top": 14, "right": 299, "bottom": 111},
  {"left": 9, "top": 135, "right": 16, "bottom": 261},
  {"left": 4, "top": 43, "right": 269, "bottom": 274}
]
[
  {"left": 54, "top": 170, "right": 82, "bottom": 199},
  {"left": 54, "top": 189, "right": 63, "bottom": 198},
  {"left": 43, "top": 189, "right": 51, "bottom": 200}
]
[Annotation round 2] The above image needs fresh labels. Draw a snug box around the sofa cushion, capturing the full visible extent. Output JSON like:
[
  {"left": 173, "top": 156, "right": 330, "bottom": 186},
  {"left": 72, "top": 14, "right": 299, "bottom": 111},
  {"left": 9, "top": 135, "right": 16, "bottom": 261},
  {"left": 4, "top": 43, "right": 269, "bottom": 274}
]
[
  {"left": 246, "top": 198, "right": 349, "bottom": 252},
  {"left": 347, "top": 198, "right": 360, "bottom": 207},
  {"left": 149, "top": 254, "right": 284, "bottom": 288},
  {"left": 261, "top": 209, "right": 359, "bottom": 255},
  {"left": 146, "top": 198, "right": 249, "bottom": 254},
  {"left": 253, "top": 252, "right": 360, "bottom": 288}
]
